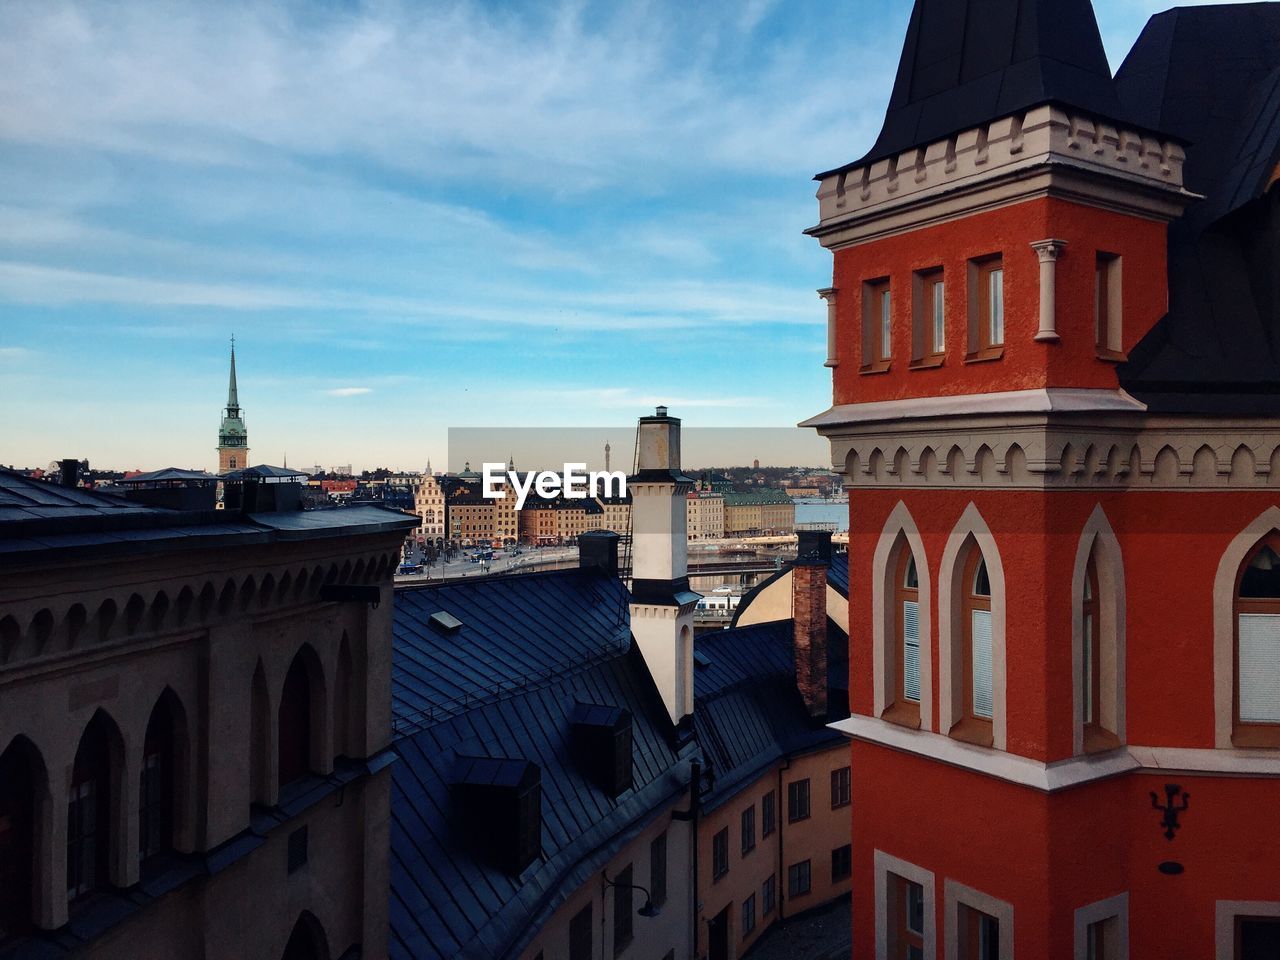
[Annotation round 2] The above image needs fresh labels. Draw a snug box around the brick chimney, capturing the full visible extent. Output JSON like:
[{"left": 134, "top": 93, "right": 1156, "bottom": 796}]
[{"left": 793, "top": 528, "right": 833, "bottom": 720}]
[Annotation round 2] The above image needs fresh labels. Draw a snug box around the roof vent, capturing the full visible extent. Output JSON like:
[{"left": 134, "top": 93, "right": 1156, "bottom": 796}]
[
  {"left": 428, "top": 610, "right": 463, "bottom": 634},
  {"left": 452, "top": 755, "right": 541, "bottom": 875},
  {"left": 693, "top": 650, "right": 712, "bottom": 669},
  {"left": 570, "top": 701, "right": 633, "bottom": 797}
]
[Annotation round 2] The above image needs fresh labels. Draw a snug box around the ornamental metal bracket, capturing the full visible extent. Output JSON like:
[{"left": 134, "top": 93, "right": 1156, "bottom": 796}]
[{"left": 1151, "top": 783, "right": 1190, "bottom": 841}]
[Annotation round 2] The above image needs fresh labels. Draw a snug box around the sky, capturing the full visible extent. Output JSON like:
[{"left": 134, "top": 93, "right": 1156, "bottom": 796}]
[{"left": 0, "top": 0, "right": 1228, "bottom": 472}]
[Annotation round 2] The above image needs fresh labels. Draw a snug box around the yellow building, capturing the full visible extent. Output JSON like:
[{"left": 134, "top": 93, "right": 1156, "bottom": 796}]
[
  {"left": 686, "top": 491, "right": 725, "bottom": 540},
  {"left": 723, "top": 490, "right": 795, "bottom": 536}
]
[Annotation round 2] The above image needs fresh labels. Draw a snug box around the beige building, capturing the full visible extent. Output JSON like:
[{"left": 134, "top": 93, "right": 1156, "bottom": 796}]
[
  {"left": 722, "top": 491, "right": 795, "bottom": 537},
  {"left": 695, "top": 530, "right": 852, "bottom": 960},
  {"left": 596, "top": 493, "right": 632, "bottom": 537},
  {"left": 414, "top": 473, "right": 445, "bottom": 543},
  {"left": 686, "top": 491, "right": 725, "bottom": 541},
  {"left": 0, "top": 468, "right": 414, "bottom": 960}
]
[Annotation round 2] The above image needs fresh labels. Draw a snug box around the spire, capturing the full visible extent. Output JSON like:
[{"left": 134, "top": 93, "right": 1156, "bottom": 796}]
[
  {"left": 227, "top": 335, "right": 240, "bottom": 412},
  {"left": 835, "top": 0, "right": 1123, "bottom": 171}
]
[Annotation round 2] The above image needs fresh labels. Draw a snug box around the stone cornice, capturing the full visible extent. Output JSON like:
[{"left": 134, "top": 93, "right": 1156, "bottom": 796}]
[
  {"left": 807, "top": 105, "right": 1198, "bottom": 249},
  {"left": 831, "top": 714, "right": 1280, "bottom": 792}
]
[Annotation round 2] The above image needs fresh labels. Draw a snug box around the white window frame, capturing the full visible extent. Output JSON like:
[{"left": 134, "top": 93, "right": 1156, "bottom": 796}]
[
  {"left": 1071, "top": 506, "right": 1127, "bottom": 753},
  {"left": 938, "top": 504, "right": 1007, "bottom": 749},
  {"left": 944, "top": 879, "right": 1014, "bottom": 960},
  {"left": 1075, "top": 892, "right": 1128, "bottom": 960},
  {"left": 1215, "top": 899, "right": 1280, "bottom": 959},
  {"left": 873, "top": 502, "right": 934, "bottom": 729},
  {"left": 874, "top": 849, "right": 936, "bottom": 960}
]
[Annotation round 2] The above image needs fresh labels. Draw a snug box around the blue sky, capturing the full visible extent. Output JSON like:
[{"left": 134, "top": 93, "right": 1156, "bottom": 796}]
[{"left": 0, "top": 0, "right": 1222, "bottom": 472}]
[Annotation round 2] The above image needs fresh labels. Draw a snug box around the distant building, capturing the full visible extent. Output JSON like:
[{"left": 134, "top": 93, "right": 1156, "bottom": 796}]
[
  {"left": 414, "top": 473, "right": 446, "bottom": 544},
  {"left": 723, "top": 490, "right": 795, "bottom": 537},
  {"left": 686, "top": 490, "right": 725, "bottom": 541},
  {"left": 215, "top": 342, "right": 248, "bottom": 473}
]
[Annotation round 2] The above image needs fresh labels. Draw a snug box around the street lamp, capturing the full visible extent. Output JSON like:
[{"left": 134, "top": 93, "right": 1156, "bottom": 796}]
[{"left": 602, "top": 871, "right": 660, "bottom": 918}]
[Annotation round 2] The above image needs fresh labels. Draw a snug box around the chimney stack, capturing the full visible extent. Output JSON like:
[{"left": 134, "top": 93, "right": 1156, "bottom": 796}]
[
  {"left": 59, "top": 458, "right": 80, "bottom": 488},
  {"left": 578, "top": 529, "right": 620, "bottom": 577},
  {"left": 793, "top": 527, "right": 833, "bottom": 720},
  {"left": 628, "top": 407, "right": 699, "bottom": 728}
]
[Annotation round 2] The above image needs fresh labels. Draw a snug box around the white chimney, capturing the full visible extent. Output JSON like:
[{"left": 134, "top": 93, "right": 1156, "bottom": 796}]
[{"left": 628, "top": 407, "right": 699, "bottom": 728}]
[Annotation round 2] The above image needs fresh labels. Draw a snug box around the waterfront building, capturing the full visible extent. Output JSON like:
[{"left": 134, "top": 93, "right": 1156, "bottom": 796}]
[{"left": 802, "top": 1, "right": 1280, "bottom": 956}]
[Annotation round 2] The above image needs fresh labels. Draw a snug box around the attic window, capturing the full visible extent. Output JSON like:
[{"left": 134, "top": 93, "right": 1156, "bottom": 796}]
[
  {"left": 452, "top": 755, "right": 541, "bottom": 875},
  {"left": 570, "top": 702, "right": 634, "bottom": 798},
  {"left": 428, "top": 610, "right": 463, "bottom": 634}
]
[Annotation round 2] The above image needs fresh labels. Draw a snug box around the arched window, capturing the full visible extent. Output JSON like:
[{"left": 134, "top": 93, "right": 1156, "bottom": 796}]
[
  {"left": 958, "top": 550, "right": 994, "bottom": 744},
  {"left": 282, "top": 911, "right": 329, "bottom": 960},
  {"left": 140, "top": 696, "right": 178, "bottom": 868},
  {"left": 278, "top": 655, "right": 312, "bottom": 788},
  {"left": 885, "top": 549, "right": 922, "bottom": 727},
  {"left": 68, "top": 714, "right": 115, "bottom": 904},
  {"left": 1234, "top": 536, "right": 1280, "bottom": 746},
  {"left": 0, "top": 738, "right": 39, "bottom": 938}
]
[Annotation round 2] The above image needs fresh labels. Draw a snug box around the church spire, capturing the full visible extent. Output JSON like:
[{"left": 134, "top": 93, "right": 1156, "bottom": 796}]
[{"left": 227, "top": 336, "right": 240, "bottom": 413}]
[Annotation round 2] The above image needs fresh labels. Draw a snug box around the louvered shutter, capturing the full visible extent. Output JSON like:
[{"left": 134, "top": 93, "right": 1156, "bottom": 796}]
[
  {"left": 903, "top": 599, "right": 920, "bottom": 701},
  {"left": 1239, "top": 613, "right": 1280, "bottom": 723},
  {"left": 971, "top": 609, "right": 994, "bottom": 719}
]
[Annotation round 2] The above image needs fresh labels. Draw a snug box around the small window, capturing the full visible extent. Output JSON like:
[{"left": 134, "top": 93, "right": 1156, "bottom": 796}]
[
  {"left": 1095, "top": 253, "right": 1123, "bottom": 360},
  {"left": 613, "top": 863, "right": 633, "bottom": 956},
  {"left": 712, "top": 827, "right": 729, "bottom": 881},
  {"left": 742, "top": 893, "right": 757, "bottom": 937},
  {"left": 787, "top": 859, "right": 812, "bottom": 898},
  {"left": 650, "top": 831, "right": 667, "bottom": 907},
  {"left": 569, "top": 903, "right": 593, "bottom": 960},
  {"left": 959, "top": 905, "right": 1000, "bottom": 960},
  {"left": 887, "top": 547, "right": 922, "bottom": 727},
  {"left": 762, "top": 875, "right": 776, "bottom": 915},
  {"left": 831, "top": 843, "right": 852, "bottom": 882},
  {"left": 787, "top": 779, "right": 811, "bottom": 823},
  {"left": 862, "top": 278, "right": 892, "bottom": 371},
  {"left": 953, "top": 549, "right": 995, "bottom": 746},
  {"left": 891, "top": 874, "right": 925, "bottom": 960},
  {"left": 741, "top": 805, "right": 756, "bottom": 855},
  {"left": 831, "top": 766, "right": 851, "bottom": 809},
  {"left": 912, "top": 268, "right": 945, "bottom": 364},
  {"left": 761, "top": 790, "right": 776, "bottom": 837},
  {"left": 1235, "top": 536, "right": 1280, "bottom": 746},
  {"left": 1235, "top": 916, "right": 1280, "bottom": 959},
  {"left": 968, "top": 257, "right": 1004, "bottom": 360}
]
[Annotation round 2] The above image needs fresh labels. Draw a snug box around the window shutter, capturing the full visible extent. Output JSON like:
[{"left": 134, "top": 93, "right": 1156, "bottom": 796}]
[
  {"left": 903, "top": 599, "right": 921, "bottom": 701},
  {"left": 1238, "top": 613, "right": 1280, "bottom": 722},
  {"left": 971, "top": 609, "right": 994, "bottom": 719}
]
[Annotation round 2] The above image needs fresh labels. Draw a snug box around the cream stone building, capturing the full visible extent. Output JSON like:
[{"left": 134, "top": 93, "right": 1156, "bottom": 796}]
[
  {"left": 0, "top": 469, "right": 414, "bottom": 960},
  {"left": 686, "top": 491, "right": 725, "bottom": 541},
  {"left": 413, "top": 472, "right": 445, "bottom": 544}
]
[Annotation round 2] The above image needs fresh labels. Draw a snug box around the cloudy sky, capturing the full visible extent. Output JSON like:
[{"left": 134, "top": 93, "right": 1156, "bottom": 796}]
[{"left": 0, "top": 0, "right": 1215, "bottom": 472}]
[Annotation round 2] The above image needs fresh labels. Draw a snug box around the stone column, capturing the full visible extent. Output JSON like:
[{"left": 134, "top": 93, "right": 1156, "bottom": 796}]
[
  {"left": 819, "top": 287, "right": 838, "bottom": 367},
  {"left": 1030, "top": 239, "right": 1066, "bottom": 342}
]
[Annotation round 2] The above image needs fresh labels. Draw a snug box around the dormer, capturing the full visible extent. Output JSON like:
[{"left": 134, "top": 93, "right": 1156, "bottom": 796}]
[
  {"left": 806, "top": 0, "right": 1195, "bottom": 409},
  {"left": 570, "top": 701, "right": 634, "bottom": 798},
  {"left": 452, "top": 755, "right": 541, "bottom": 875}
]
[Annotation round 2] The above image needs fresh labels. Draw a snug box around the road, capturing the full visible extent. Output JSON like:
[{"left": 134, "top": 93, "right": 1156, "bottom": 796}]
[{"left": 395, "top": 545, "right": 579, "bottom": 582}]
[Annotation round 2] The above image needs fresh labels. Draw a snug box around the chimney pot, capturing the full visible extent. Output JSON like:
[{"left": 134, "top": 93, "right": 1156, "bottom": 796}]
[
  {"left": 578, "top": 529, "right": 620, "bottom": 577},
  {"left": 59, "top": 459, "right": 80, "bottom": 488}
]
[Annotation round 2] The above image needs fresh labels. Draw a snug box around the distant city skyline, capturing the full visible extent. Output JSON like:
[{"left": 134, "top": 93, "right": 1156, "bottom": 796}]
[{"left": 0, "top": 0, "right": 1216, "bottom": 471}]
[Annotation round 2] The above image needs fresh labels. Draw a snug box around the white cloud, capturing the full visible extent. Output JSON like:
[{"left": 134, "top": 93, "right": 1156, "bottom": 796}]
[{"left": 324, "top": 386, "right": 372, "bottom": 397}]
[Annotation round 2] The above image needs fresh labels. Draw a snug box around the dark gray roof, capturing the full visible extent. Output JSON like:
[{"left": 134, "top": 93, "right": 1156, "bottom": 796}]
[
  {"left": 694, "top": 622, "right": 844, "bottom": 812},
  {"left": 824, "top": 0, "right": 1125, "bottom": 173},
  {"left": 1115, "top": 4, "right": 1280, "bottom": 412},
  {"left": 220, "top": 464, "right": 307, "bottom": 481},
  {"left": 389, "top": 570, "right": 691, "bottom": 960},
  {"left": 117, "top": 468, "right": 219, "bottom": 485},
  {"left": 0, "top": 470, "right": 415, "bottom": 566}
]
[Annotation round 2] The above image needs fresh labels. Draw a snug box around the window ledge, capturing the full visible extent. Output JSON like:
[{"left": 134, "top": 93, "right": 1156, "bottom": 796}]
[
  {"left": 948, "top": 717, "right": 994, "bottom": 748},
  {"left": 1232, "top": 725, "right": 1280, "bottom": 749},
  {"left": 963, "top": 348, "right": 1004, "bottom": 364},
  {"left": 1096, "top": 348, "right": 1128, "bottom": 363},
  {"left": 909, "top": 355, "right": 945, "bottom": 370},
  {"left": 859, "top": 361, "right": 892, "bottom": 375},
  {"left": 1083, "top": 726, "right": 1122, "bottom": 754},
  {"left": 880, "top": 701, "right": 922, "bottom": 729}
]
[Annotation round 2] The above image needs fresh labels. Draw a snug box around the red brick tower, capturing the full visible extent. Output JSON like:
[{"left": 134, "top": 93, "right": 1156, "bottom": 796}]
[{"left": 803, "top": 1, "right": 1280, "bottom": 957}]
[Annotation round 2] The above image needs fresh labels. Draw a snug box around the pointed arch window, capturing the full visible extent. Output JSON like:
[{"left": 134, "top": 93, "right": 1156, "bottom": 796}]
[
  {"left": 68, "top": 717, "right": 113, "bottom": 903},
  {"left": 884, "top": 549, "right": 922, "bottom": 727},
  {"left": 1234, "top": 537, "right": 1280, "bottom": 747},
  {"left": 279, "top": 656, "right": 313, "bottom": 788},
  {"left": 140, "top": 698, "right": 177, "bottom": 868},
  {"left": 956, "top": 550, "right": 994, "bottom": 745},
  {"left": 0, "top": 740, "right": 37, "bottom": 938}
]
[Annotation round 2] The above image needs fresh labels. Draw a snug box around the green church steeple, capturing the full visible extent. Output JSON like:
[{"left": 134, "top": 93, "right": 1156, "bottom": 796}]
[{"left": 217, "top": 338, "right": 249, "bottom": 472}]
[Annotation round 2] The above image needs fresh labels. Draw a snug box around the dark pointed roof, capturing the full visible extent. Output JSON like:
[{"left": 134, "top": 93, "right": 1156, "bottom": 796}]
[
  {"left": 1115, "top": 4, "right": 1280, "bottom": 412},
  {"left": 830, "top": 0, "right": 1123, "bottom": 173}
]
